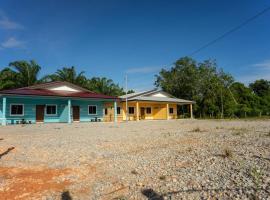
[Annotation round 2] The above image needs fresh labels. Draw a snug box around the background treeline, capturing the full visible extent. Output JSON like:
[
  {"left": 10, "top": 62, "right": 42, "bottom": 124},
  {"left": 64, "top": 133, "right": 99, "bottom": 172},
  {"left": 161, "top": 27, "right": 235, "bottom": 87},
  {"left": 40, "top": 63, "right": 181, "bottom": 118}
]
[
  {"left": 0, "top": 60, "right": 134, "bottom": 96},
  {"left": 1, "top": 58, "right": 269, "bottom": 118},
  {"left": 155, "top": 57, "right": 270, "bottom": 118}
]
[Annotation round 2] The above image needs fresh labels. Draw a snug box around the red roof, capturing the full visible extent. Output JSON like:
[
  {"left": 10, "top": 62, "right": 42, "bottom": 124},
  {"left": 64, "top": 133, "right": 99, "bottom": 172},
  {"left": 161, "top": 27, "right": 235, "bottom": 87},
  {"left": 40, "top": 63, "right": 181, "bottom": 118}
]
[{"left": 0, "top": 83, "right": 118, "bottom": 100}]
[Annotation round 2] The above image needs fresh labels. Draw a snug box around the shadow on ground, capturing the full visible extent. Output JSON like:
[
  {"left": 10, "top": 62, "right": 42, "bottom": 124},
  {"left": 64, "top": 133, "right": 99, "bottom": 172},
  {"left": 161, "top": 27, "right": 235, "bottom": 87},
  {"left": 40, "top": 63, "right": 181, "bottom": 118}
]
[
  {"left": 0, "top": 147, "right": 15, "bottom": 159},
  {"left": 61, "top": 191, "right": 72, "bottom": 200},
  {"left": 141, "top": 188, "right": 164, "bottom": 200}
]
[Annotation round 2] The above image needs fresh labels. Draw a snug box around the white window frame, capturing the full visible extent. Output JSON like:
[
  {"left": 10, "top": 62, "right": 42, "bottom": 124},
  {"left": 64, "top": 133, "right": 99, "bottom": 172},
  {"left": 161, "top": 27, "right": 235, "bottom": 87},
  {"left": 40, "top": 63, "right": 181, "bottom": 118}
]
[
  {"left": 88, "top": 105, "right": 97, "bottom": 115},
  {"left": 45, "top": 104, "right": 57, "bottom": 116},
  {"left": 10, "top": 104, "right": 24, "bottom": 116}
]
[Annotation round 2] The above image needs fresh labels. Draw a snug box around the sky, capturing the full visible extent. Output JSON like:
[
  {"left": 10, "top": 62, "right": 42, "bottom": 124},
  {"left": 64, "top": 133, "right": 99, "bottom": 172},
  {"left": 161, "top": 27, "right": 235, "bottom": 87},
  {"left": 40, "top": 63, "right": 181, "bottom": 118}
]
[{"left": 0, "top": 0, "right": 270, "bottom": 91}]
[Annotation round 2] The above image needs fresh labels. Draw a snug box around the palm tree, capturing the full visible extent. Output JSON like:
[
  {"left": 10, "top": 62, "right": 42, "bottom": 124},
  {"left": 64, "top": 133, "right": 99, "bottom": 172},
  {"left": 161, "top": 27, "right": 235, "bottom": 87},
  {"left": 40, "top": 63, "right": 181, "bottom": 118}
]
[
  {"left": 9, "top": 60, "right": 41, "bottom": 87},
  {"left": 0, "top": 60, "right": 41, "bottom": 90},
  {"left": 0, "top": 68, "right": 18, "bottom": 90},
  {"left": 41, "top": 66, "right": 87, "bottom": 87},
  {"left": 86, "top": 77, "right": 125, "bottom": 96}
]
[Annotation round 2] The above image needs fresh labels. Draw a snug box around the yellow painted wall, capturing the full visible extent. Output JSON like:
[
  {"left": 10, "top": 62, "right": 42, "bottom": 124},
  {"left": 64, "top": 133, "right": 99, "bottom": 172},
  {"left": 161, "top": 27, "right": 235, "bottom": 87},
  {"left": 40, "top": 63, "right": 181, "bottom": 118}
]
[{"left": 103, "top": 101, "right": 179, "bottom": 121}]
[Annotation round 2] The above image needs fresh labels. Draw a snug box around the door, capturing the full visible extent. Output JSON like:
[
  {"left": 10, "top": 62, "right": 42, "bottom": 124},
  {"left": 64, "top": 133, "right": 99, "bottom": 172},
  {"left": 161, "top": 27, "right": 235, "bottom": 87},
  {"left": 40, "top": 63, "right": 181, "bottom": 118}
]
[
  {"left": 36, "top": 105, "right": 45, "bottom": 122},
  {"left": 72, "top": 106, "right": 80, "bottom": 122},
  {"left": 140, "top": 107, "right": 145, "bottom": 119}
]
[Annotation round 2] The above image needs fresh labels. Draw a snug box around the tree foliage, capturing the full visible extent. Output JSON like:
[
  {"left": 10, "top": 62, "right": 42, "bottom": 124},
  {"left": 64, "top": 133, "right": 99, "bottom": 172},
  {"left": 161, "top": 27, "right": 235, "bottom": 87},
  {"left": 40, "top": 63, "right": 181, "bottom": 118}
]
[
  {"left": 0, "top": 61, "right": 125, "bottom": 96},
  {"left": 156, "top": 57, "right": 270, "bottom": 118}
]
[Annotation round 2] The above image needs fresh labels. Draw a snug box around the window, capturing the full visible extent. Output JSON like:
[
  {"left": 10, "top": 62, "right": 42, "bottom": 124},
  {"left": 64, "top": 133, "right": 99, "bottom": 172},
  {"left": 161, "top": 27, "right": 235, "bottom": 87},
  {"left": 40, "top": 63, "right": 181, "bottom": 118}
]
[
  {"left": 117, "top": 107, "right": 121, "bottom": 115},
  {"left": 146, "top": 107, "right": 151, "bottom": 114},
  {"left": 88, "top": 105, "right": 97, "bottom": 115},
  {"left": 104, "top": 108, "right": 108, "bottom": 115},
  {"left": 10, "top": 104, "right": 24, "bottom": 116},
  {"left": 128, "top": 107, "right": 134, "bottom": 114},
  {"left": 169, "top": 108, "right": 174, "bottom": 114},
  {"left": 46, "top": 105, "right": 57, "bottom": 115}
]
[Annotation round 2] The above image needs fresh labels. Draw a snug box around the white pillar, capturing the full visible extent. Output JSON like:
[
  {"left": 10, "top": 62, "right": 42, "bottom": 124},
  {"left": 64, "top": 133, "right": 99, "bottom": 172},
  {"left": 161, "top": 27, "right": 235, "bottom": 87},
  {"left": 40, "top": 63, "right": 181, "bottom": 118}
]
[
  {"left": 2, "top": 97, "right": 7, "bottom": 126},
  {"left": 68, "top": 99, "right": 71, "bottom": 124},
  {"left": 114, "top": 101, "right": 117, "bottom": 122}
]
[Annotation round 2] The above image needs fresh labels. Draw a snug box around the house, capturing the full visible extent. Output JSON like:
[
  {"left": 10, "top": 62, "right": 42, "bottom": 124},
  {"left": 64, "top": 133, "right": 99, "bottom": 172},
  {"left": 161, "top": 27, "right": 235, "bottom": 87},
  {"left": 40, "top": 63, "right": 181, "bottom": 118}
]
[
  {"left": 0, "top": 81, "right": 118, "bottom": 125},
  {"left": 103, "top": 89, "right": 194, "bottom": 122}
]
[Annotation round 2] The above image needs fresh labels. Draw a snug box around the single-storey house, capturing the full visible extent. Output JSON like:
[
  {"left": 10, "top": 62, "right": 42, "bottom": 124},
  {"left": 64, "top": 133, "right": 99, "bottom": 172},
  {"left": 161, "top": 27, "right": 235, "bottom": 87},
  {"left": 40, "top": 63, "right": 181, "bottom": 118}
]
[
  {"left": 0, "top": 81, "right": 118, "bottom": 125},
  {"left": 103, "top": 89, "right": 194, "bottom": 122}
]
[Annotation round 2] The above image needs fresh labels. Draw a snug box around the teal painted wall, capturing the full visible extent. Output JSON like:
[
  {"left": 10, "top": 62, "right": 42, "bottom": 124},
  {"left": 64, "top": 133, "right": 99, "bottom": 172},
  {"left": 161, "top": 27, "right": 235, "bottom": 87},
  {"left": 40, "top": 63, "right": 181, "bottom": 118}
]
[
  {"left": 71, "top": 100, "right": 104, "bottom": 122},
  {"left": 0, "top": 96, "right": 110, "bottom": 125}
]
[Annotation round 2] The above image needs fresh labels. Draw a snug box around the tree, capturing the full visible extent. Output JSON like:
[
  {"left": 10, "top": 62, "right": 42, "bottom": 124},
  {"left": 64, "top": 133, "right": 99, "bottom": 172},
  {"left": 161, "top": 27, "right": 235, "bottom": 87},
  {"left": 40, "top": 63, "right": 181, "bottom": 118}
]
[
  {"left": 155, "top": 57, "right": 234, "bottom": 118},
  {"left": 8, "top": 60, "right": 41, "bottom": 87},
  {"left": 249, "top": 79, "right": 270, "bottom": 97},
  {"left": 86, "top": 77, "right": 125, "bottom": 96},
  {"left": 0, "top": 68, "right": 18, "bottom": 90},
  {"left": 41, "top": 66, "right": 87, "bottom": 87}
]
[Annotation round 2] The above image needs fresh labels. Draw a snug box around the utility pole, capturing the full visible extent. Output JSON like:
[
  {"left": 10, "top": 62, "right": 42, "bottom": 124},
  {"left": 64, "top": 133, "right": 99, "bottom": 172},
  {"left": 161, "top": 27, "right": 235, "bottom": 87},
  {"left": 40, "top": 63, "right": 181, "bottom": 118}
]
[
  {"left": 125, "top": 74, "right": 128, "bottom": 122},
  {"left": 221, "top": 86, "right": 224, "bottom": 119}
]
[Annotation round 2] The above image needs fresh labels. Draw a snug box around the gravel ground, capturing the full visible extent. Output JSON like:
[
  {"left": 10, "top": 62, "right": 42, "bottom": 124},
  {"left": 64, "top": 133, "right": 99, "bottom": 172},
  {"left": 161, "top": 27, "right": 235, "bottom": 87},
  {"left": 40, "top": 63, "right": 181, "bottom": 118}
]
[{"left": 0, "top": 119, "right": 269, "bottom": 200}]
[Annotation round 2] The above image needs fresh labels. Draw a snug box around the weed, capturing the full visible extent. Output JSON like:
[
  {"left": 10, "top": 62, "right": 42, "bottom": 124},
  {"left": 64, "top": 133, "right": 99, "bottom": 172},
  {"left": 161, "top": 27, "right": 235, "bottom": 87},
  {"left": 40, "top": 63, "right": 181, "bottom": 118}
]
[
  {"left": 192, "top": 127, "right": 202, "bottom": 132},
  {"left": 159, "top": 175, "right": 166, "bottom": 180},
  {"left": 222, "top": 148, "right": 233, "bottom": 158},
  {"left": 250, "top": 167, "right": 262, "bottom": 191},
  {"left": 186, "top": 147, "right": 192, "bottom": 152},
  {"left": 131, "top": 169, "right": 139, "bottom": 175}
]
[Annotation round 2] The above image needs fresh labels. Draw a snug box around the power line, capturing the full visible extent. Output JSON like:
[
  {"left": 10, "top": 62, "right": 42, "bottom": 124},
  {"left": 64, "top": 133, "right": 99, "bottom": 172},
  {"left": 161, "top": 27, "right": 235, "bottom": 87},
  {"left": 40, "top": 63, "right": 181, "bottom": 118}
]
[{"left": 189, "top": 5, "right": 270, "bottom": 56}]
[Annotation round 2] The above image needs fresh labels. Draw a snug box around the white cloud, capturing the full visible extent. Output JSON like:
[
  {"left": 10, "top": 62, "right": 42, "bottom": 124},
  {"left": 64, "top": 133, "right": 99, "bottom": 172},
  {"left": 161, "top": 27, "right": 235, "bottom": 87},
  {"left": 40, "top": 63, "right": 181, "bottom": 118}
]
[
  {"left": 1, "top": 37, "right": 25, "bottom": 48},
  {"left": 0, "top": 12, "right": 24, "bottom": 30},
  {"left": 125, "top": 66, "right": 161, "bottom": 74},
  {"left": 252, "top": 60, "right": 270, "bottom": 69}
]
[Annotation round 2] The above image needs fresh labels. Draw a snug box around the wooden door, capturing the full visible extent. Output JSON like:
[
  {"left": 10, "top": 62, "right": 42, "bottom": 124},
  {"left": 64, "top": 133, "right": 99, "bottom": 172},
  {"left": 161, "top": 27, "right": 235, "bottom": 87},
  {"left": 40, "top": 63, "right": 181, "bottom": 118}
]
[
  {"left": 36, "top": 105, "right": 45, "bottom": 122},
  {"left": 72, "top": 106, "right": 80, "bottom": 122},
  {"left": 140, "top": 107, "right": 145, "bottom": 119}
]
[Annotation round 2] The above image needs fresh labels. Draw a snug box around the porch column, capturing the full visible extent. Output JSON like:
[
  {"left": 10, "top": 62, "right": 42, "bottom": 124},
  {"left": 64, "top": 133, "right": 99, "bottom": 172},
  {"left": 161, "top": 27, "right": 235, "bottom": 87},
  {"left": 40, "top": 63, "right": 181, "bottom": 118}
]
[
  {"left": 166, "top": 103, "right": 169, "bottom": 120},
  {"left": 68, "top": 99, "right": 71, "bottom": 124},
  {"left": 2, "top": 97, "right": 7, "bottom": 126},
  {"left": 114, "top": 101, "right": 117, "bottom": 122},
  {"left": 190, "top": 104, "right": 193, "bottom": 119},
  {"left": 136, "top": 101, "right": 139, "bottom": 121}
]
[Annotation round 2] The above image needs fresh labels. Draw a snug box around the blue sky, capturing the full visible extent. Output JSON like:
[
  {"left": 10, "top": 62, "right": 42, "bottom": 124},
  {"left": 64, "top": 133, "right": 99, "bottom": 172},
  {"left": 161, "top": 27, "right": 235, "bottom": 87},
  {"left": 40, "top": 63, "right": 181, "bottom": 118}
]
[{"left": 0, "top": 0, "right": 270, "bottom": 91}]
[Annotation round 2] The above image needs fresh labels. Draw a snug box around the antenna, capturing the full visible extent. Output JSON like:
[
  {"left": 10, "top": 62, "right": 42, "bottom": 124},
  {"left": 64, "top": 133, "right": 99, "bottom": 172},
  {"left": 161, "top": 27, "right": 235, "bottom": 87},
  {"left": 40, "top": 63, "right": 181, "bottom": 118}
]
[{"left": 125, "top": 74, "right": 128, "bottom": 122}]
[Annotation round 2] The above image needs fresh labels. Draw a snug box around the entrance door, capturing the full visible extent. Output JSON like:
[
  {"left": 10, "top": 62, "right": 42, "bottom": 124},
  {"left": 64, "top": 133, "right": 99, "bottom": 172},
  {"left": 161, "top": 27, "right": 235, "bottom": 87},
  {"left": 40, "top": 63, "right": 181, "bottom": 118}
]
[
  {"left": 36, "top": 105, "right": 45, "bottom": 122},
  {"left": 140, "top": 107, "right": 145, "bottom": 119},
  {"left": 72, "top": 106, "right": 80, "bottom": 122}
]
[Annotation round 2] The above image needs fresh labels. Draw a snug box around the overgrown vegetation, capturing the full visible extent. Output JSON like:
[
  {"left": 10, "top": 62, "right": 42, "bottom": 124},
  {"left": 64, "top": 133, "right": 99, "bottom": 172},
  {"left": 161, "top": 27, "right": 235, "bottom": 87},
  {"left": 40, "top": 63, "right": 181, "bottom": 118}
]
[{"left": 155, "top": 57, "right": 270, "bottom": 118}]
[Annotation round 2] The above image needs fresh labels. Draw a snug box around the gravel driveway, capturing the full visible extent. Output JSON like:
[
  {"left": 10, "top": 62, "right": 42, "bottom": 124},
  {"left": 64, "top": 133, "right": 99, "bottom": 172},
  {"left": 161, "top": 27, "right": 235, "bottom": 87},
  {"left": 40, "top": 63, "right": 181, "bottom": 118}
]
[{"left": 0, "top": 119, "right": 269, "bottom": 199}]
